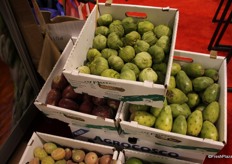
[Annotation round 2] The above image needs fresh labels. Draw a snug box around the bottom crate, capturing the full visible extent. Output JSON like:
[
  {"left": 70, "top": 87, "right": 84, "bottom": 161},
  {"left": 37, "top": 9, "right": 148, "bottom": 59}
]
[{"left": 69, "top": 124, "right": 206, "bottom": 163}]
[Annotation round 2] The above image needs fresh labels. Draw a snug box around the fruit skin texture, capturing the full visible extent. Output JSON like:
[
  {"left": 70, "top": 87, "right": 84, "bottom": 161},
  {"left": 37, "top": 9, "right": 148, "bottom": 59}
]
[
  {"left": 126, "top": 157, "right": 143, "bottom": 164},
  {"left": 192, "top": 76, "right": 214, "bottom": 92},
  {"left": 99, "top": 154, "right": 113, "bottom": 164},
  {"left": 187, "top": 110, "right": 203, "bottom": 137},
  {"left": 172, "top": 115, "right": 187, "bottom": 135},
  {"left": 130, "top": 111, "right": 156, "bottom": 127},
  {"left": 41, "top": 156, "right": 55, "bottom": 164},
  {"left": 33, "top": 147, "right": 48, "bottom": 160},
  {"left": 72, "top": 149, "right": 86, "bottom": 162},
  {"left": 84, "top": 151, "right": 99, "bottom": 164},
  {"left": 166, "top": 88, "right": 188, "bottom": 104},
  {"left": 200, "top": 120, "right": 219, "bottom": 141},
  {"left": 43, "top": 142, "right": 57, "bottom": 154},
  {"left": 175, "top": 70, "right": 193, "bottom": 94},
  {"left": 46, "top": 89, "right": 62, "bottom": 106},
  {"left": 203, "top": 101, "right": 220, "bottom": 124},
  {"left": 155, "top": 105, "right": 173, "bottom": 132},
  {"left": 183, "top": 63, "right": 205, "bottom": 78},
  {"left": 51, "top": 147, "right": 66, "bottom": 161},
  {"left": 202, "top": 83, "right": 220, "bottom": 104}
]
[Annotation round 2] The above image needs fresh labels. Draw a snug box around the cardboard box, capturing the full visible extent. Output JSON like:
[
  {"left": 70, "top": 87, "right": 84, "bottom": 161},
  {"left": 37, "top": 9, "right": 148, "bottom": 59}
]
[
  {"left": 118, "top": 50, "right": 227, "bottom": 155},
  {"left": 19, "top": 132, "right": 119, "bottom": 164},
  {"left": 69, "top": 124, "right": 206, "bottom": 163},
  {"left": 34, "top": 37, "right": 122, "bottom": 131},
  {"left": 63, "top": 3, "right": 179, "bottom": 108},
  {"left": 118, "top": 149, "right": 199, "bottom": 164}
]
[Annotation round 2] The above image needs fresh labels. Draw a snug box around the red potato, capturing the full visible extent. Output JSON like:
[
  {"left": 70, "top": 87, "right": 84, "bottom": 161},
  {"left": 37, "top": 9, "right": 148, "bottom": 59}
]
[
  {"left": 58, "top": 98, "right": 79, "bottom": 111},
  {"left": 45, "top": 89, "right": 62, "bottom": 106},
  {"left": 51, "top": 73, "right": 69, "bottom": 91}
]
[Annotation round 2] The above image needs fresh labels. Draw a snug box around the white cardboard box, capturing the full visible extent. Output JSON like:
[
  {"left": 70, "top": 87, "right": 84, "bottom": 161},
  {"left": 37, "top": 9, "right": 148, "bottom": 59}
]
[
  {"left": 19, "top": 132, "right": 119, "bottom": 164},
  {"left": 63, "top": 3, "right": 179, "bottom": 108},
  {"left": 118, "top": 149, "right": 199, "bottom": 164},
  {"left": 34, "top": 37, "right": 122, "bottom": 130},
  {"left": 69, "top": 124, "right": 206, "bottom": 163},
  {"left": 119, "top": 49, "right": 227, "bottom": 156}
]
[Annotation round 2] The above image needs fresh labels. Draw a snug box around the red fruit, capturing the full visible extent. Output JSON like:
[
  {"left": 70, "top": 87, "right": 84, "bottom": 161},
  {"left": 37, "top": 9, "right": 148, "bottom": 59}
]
[
  {"left": 46, "top": 89, "right": 62, "bottom": 106},
  {"left": 107, "top": 99, "right": 120, "bottom": 110},
  {"left": 78, "top": 100, "right": 94, "bottom": 114},
  {"left": 92, "top": 96, "right": 106, "bottom": 106},
  {"left": 91, "top": 105, "right": 114, "bottom": 119},
  {"left": 99, "top": 154, "right": 113, "bottom": 164},
  {"left": 82, "top": 93, "right": 93, "bottom": 102},
  {"left": 51, "top": 74, "right": 69, "bottom": 91},
  {"left": 62, "top": 85, "right": 81, "bottom": 100},
  {"left": 58, "top": 98, "right": 79, "bottom": 111}
]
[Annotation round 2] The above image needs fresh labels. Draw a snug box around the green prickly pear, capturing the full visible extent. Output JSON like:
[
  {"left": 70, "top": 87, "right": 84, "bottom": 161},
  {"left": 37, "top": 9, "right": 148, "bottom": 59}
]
[
  {"left": 130, "top": 111, "right": 156, "bottom": 127},
  {"left": 172, "top": 115, "right": 187, "bottom": 135},
  {"left": 192, "top": 76, "right": 214, "bottom": 92},
  {"left": 203, "top": 101, "right": 220, "bottom": 124},
  {"left": 200, "top": 121, "right": 219, "bottom": 141},
  {"left": 176, "top": 70, "right": 193, "bottom": 94},
  {"left": 180, "top": 103, "right": 192, "bottom": 118},
  {"left": 167, "top": 76, "right": 176, "bottom": 90},
  {"left": 187, "top": 92, "right": 200, "bottom": 109},
  {"left": 187, "top": 110, "right": 203, "bottom": 137},
  {"left": 166, "top": 88, "right": 188, "bottom": 104},
  {"left": 155, "top": 105, "right": 173, "bottom": 132},
  {"left": 183, "top": 63, "right": 205, "bottom": 78},
  {"left": 202, "top": 83, "right": 220, "bottom": 104},
  {"left": 204, "top": 68, "right": 219, "bottom": 82}
]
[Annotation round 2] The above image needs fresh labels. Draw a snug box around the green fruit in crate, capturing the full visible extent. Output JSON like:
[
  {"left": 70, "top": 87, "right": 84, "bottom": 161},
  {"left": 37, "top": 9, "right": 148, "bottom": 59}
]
[
  {"left": 148, "top": 44, "right": 165, "bottom": 64},
  {"left": 95, "top": 26, "right": 109, "bottom": 36},
  {"left": 187, "top": 110, "right": 203, "bottom": 136},
  {"left": 170, "top": 104, "right": 186, "bottom": 118},
  {"left": 187, "top": 92, "right": 200, "bottom": 109},
  {"left": 77, "top": 65, "right": 90, "bottom": 74},
  {"left": 194, "top": 104, "right": 206, "bottom": 112},
  {"left": 155, "top": 35, "right": 170, "bottom": 54},
  {"left": 155, "top": 105, "right": 172, "bottom": 132},
  {"left": 202, "top": 83, "right": 220, "bottom": 104},
  {"left": 109, "top": 23, "right": 124, "bottom": 37},
  {"left": 108, "top": 55, "right": 124, "bottom": 72},
  {"left": 93, "top": 34, "right": 107, "bottom": 51},
  {"left": 203, "top": 101, "right": 220, "bottom": 124},
  {"left": 101, "top": 48, "right": 118, "bottom": 59},
  {"left": 166, "top": 88, "right": 188, "bottom": 104},
  {"left": 43, "top": 142, "right": 57, "bottom": 154},
  {"left": 171, "top": 62, "right": 181, "bottom": 76},
  {"left": 120, "top": 69, "right": 136, "bottom": 81},
  {"left": 121, "top": 62, "right": 140, "bottom": 78},
  {"left": 180, "top": 103, "right": 192, "bottom": 118},
  {"left": 128, "top": 104, "right": 150, "bottom": 113},
  {"left": 130, "top": 111, "right": 156, "bottom": 127},
  {"left": 167, "top": 76, "right": 176, "bottom": 90},
  {"left": 183, "top": 63, "right": 205, "bottom": 78},
  {"left": 126, "top": 157, "right": 143, "bottom": 164},
  {"left": 133, "top": 52, "right": 152, "bottom": 69},
  {"left": 119, "top": 45, "right": 135, "bottom": 62},
  {"left": 200, "top": 121, "right": 219, "bottom": 141},
  {"left": 101, "top": 69, "right": 120, "bottom": 79},
  {"left": 121, "top": 17, "right": 137, "bottom": 34},
  {"left": 204, "top": 68, "right": 219, "bottom": 82},
  {"left": 172, "top": 115, "right": 187, "bottom": 135},
  {"left": 89, "top": 57, "right": 109, "bottom": 75},
  {"left": 137, "top": 20, "right": 154, "bottom": 35},
  {"left": 87, "top": 48, "right": 102, "bottom": 62},
  {"left": 41, "top": 156, "right": 55, "bottom": 164},
  {"left": 134, "top": 40, "right": 150, "bottom": 53},
  {"left": 138, "top": 68, "right": 158, "bottom": 83},
  {"left": 124, "top": 31, "right": 141, "bottom": 46},
  {"left": 153, "top": 24, "right": 172, "bottom": 38},
  {"left": 33, "top": 147, "right": 48, "bottom": 160},
  {"left": 107, "top": 32, "right": 123, "bottom": 50},
  {"left": 97, "top": 13, "right": 113, "bottom": 26},
  {"left": 176, "top": 70, "right": 193, "bottom": 94},
  {"left": 192, "top": 76, "right": 214, "bottom": 92},
  {"left": 152, "top": 62, "right": 167, "bottom": 74},
  {"left": 142, "top": 31, "right": 158, "bottom": 46},
  {"left": 150, "top": 99, "right": 167, "bottom": 117}
]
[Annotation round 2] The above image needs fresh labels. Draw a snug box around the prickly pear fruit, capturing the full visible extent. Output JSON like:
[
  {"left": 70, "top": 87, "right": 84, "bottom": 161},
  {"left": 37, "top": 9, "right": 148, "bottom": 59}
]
[
  {"left": 155, "top": 105, "right": 173, "bottom": 132},
  {"left": 180, "top": 103, "right": 192, "bottom": 118},
  {"left": 192, "top": 76, "right": 214, "bottom": 92},
  {"left": 183, "top": 63, "right": 205, "bottom": 78},
  {"left": 200, "top": 121, "right": 219, "bottom": 141},
  {"left": 33, "top": 147, "right": 48, "bottom": 160},
  {"left": 166, "top": 88, "right": 188, "bottom": 104},
  {"left": 187, "top": 110, "right": 203, "bottom": 136},
  {"left": 170, "top": 104, "right": 186, "bottom": 118},
  {"left": 128, "top": 104, "right": 150, "bottom": 113},
  {"left": 171, "top": 62, "right": 181, "bottom": 76},
  {"left": 204, "top": 68, "right": 219, "bottom": 82},
  {"left": 172, "top": 115, "right": 187, "bottom": 135},
  {"left": 202, "top": 83, "right": 220, "bottom": 104},
  {"left": 187, "top": 92, "right": 200, "bottom": 109},
  {"left": 167, "top": 76, "right": 176, "bottom": 90},
  {"left": 203, "top": 101, "right": 220, "bottom": 124},
  {"left": 130, "top": 111, "right": 156, "bottom": 127},
  {"left": 176, "top": 70, "right": 193, "bottom": 94}
]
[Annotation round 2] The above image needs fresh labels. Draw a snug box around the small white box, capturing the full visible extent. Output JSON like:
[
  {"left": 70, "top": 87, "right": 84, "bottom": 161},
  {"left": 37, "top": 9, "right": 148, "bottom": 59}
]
[
  {"left": 119, "top": 50, "right": 227, "bottom": 156},
  {"left": 19, "top": 132, "right": 119, "bottom": 164},
  {"left": 34, "top": 38, "right": 122, "bottom": 130},
  {"left": 69, "top": 124, "right": 206, "bottom": 163},
  {"left": 63, "top": 3, "right": 179, "bottom": 108}
]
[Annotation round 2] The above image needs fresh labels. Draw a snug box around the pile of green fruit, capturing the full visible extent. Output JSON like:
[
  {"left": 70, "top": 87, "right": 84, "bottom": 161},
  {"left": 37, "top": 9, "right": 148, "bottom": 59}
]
[
  {"left": 77, "top": 13, "right": 172, "bottom": 84},
  {"left": 128, "top": 62, "right": 220, "bottom": 141},
  {"left": 29, "top": 142, "right": 114, "bottom": 164}
]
